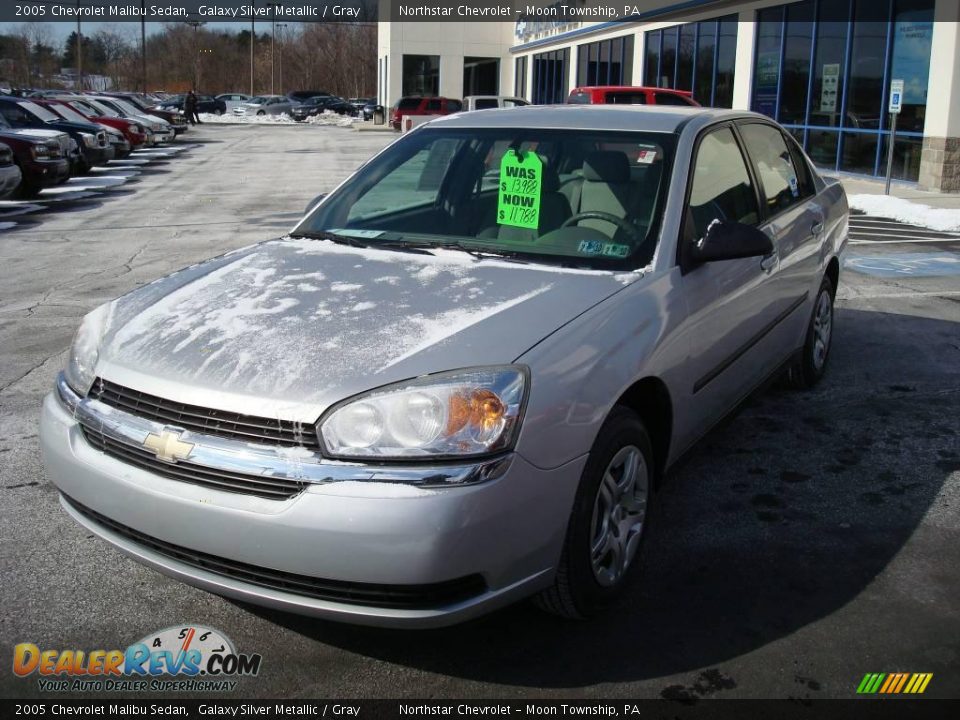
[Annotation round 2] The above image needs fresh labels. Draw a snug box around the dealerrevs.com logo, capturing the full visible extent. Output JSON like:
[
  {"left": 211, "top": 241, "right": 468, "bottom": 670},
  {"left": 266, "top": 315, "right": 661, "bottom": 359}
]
[{"left": 13, "top": 625, "right": 262, "bottom": 692}]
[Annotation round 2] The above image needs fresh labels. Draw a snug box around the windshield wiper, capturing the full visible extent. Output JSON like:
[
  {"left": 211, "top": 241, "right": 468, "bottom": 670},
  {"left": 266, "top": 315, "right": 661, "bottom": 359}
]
[
  {"left": 380, "top": 239, "right": 530, "bottom": 263},
  {"left": 288, "top": 230, "right": 369, "bottom": 248}
]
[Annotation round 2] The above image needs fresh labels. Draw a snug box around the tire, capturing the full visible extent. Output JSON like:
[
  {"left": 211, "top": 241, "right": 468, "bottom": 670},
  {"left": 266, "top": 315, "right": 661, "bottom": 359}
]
[
  {"left": 787, "top": 274, "right": 835, "bottom": 389},
  {"left": 256, "top": 110, "right": 265, "bottom": 116},
  {"left": 16, "top": 181, "right": 40, "bottom": 199},
  {"left": 214, "top": 109, "right": 223, "bottom": 116},
  {"left": 535, "top": 406, "right": 655, "bottom": 619}
]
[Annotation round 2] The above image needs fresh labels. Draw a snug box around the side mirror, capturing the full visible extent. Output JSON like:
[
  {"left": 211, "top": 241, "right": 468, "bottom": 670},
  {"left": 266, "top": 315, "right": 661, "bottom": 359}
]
[
  {"left": 692, "top": 221, "right": 773, "bottom": 263},
  {"left": 304, "top": 193, "right": 327, "bottom": 215}
]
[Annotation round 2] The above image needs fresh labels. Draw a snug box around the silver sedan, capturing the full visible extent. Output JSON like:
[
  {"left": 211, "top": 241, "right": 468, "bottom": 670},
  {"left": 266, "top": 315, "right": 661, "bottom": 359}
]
[
  {"left": 232, "top": 95, "right": 300, "bottom": 117},
  {"left": 41, "top": 106, "right": 848, "bottom": 627}
]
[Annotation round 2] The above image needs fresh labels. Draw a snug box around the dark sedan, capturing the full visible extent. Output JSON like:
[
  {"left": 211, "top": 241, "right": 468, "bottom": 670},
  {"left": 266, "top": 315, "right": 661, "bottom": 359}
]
[
  {"left": 0, "top": 141, "right": 22, "bottom": 199},
  {"left": 157, "top": 94, "right": 225, "bottom": 117},
  {"left": 290, "top": 95, "right": 342, "bottom": 121}
]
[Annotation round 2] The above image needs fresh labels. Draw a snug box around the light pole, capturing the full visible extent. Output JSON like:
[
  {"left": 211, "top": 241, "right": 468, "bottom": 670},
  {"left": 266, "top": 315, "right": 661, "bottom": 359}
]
[
  {"left": 141, "top": 1, "right": 147, "bottom": 94},
  {"left": 185, "top": 20, "right": 205, "bottom": 89},
  {"left": 276, "top": 23, "right": 288, "bottom": 94},
  {"left": 197, "top": 49, "right": 213, "bottom": 91},
  {"left": 266, "top": 3, "right": 279, "bottom": 95},
  {"left": 249, "top": 1, "right": 255, "bottom": 96},
  {"left": 75, "top": 0, "right": 82, "bottom": 91}
]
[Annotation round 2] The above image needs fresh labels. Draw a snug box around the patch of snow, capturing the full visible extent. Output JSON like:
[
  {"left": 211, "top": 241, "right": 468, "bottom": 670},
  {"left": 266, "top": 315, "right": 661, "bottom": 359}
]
[
  {"left": 349, "top": 301, "right": 377, "bottom": 312},
  {"left": 378, "top": 285, "right": 552, "bottom": 372},
  {"left": 330, "top": 282, "right": 362, "bottom": 292},
  {"left": 297, "top": 283, "right": 321, "bottom": 292},
  {"left": 848, "top": 194, "right": 960, "bottom": 233}
]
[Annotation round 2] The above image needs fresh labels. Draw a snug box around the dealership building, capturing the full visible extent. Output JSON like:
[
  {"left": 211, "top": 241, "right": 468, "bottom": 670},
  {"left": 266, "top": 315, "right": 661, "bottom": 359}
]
[{"left": 376, "top": 0, "right": 960, "bottom": 191}]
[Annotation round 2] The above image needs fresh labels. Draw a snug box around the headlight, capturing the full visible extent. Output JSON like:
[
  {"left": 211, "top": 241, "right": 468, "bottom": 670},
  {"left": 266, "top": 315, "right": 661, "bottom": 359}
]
[
  {"left": 133, "top": 124, "right": 145, "bottom": 134},
  {"left": 64, "top": 304, "right": 111, "bottom": 396},
  {"left": 320, "top": 367, "right": 527, "bottom": 460},
  {"left": 80, "top": 132, "right": 97, "bottom": 148},
  {"left": 30, "top": 143, "right": 51, "bottom": 159}
]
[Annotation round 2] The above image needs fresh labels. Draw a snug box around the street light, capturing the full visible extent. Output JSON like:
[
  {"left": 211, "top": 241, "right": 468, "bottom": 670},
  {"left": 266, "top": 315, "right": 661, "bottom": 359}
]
[
  {"left": 184, "top": 20, "right": 206, "bottom": 89},
  {"left": 249, "top": 1, "right": 255, "bottom": 96},
  {"left": 265, "top": 3, "right": 279, "bottom": 94},
  {"left": 197, "top": 49, "right": 213, "bottom": 91},
  {"left": 276, "top": 23, "right": 289, "bottom": 93}
]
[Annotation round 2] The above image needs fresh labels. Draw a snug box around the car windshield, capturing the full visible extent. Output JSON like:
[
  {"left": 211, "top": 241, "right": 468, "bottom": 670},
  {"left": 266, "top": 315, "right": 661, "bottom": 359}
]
[
  {"left": 77, "top": 99, "right": 117, "bottom": 117},
  {"left": 47, "top": 103, "right": 89, "bottom": 123},
  {"left": 299, "top": 127, "right": 675, "bottom": 269},
  {"left": 110, "top": 98, "right": 143, "bottom": 115},
  {"left": 248, "top": 96, "right": 268, "bottom": 104},
  {"left": 19, "top": 101, "right": 60, "bottom": 123}
]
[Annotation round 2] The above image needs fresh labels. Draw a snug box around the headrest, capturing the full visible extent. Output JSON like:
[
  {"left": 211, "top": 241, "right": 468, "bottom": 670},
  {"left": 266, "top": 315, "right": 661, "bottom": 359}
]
[
  {"left": 583, "top": 151, "right": 631, "bottom": 184},
  {"left": 540, "top": 156, "right": 560, "bottom": 192}
]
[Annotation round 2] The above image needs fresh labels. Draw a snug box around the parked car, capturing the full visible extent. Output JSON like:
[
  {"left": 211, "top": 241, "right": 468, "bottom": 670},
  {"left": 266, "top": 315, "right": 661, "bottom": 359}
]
[
  {"left": 109, "top": 93, "right": 188, "bottom": 134},
  {"left": 36, "top": 99, "right": 131, "bottom": 160},
  {"left": 156, "top": 94, "right": 225, "bottom": 116},
  {"left": 347, "top": 97, "right": 376, "bottom": 116},
  {"left": 290, "top": 95, "right": 345, "bottom": 122},
  {"left": 84, "top": 96, "right": 174, "bottom": 144},
  {"left": 0, "top": 141, "right": 22, "bottom": 198},
  {"left": 215, "top": 93, "right": 251, "bottom": 113},
  {"left": 287, "top": 90, "right": 329, "bottom": 104},
  {"left": 464, "top": 96, "right": 530, "bottom": 111},
  {"left": 233, "top": 95, "right": 301, "bottom": 117},
  {"left": 360, "top": 99, "right": 382, "bottom": 121},
  {"left": 0, "top": 116, "right": 70, "bottom": 197},
  {"left": 567, "top": 86, "right": 699, "bottom": 106},
  {"left": 40, "top": 106, "right": 847, "bottom": 627},
  {"left": 0, "top": 96, "right": 111, "bottom": 173},
  {"left": 55, "top": 96, "right": 150, "bottom": 150},
  {"left": 390, "top": 96, "right": 463, "bottom": 130}
]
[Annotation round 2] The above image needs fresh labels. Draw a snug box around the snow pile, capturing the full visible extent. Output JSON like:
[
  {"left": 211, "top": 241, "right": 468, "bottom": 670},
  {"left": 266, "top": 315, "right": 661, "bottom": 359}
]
[
  {"left": 848, "top": 194, "right": 960, "bottom": 232},
  {"left": 196, "top": 110, "right": 361, "bottom": 127}
]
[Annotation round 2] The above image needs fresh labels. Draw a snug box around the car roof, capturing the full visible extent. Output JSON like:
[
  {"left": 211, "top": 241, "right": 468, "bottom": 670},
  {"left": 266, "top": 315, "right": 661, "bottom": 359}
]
[{"left": 425, "top": 104, "right": 760, "bottom": 133}]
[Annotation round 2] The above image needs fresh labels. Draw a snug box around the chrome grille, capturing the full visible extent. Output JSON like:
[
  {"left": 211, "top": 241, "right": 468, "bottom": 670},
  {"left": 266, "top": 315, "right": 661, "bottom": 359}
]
[
  {"left": 88, "top": 378, "right": 320, "bottom": 449},
  {"left": 79, "top": 423, "right": 307, "bottom": 500}
]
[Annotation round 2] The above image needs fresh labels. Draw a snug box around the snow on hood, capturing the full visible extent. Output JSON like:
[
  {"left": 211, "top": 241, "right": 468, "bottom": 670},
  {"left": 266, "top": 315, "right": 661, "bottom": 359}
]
[
  {"left": 7, "top": 128, "right": 66, "bottom": 139},
  {"left": 96, "top": 238, "right": 640, "bottom": 421}
]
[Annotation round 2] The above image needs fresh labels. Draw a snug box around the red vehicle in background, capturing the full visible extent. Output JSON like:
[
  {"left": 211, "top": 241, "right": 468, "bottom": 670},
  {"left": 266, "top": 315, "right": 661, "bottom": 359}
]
[
  {"left": 49, "top": 96, "right": 150, "bottom": 150},
  {"left": 390, "top": 96, "right": 463, "bottom": 130},
  {"left": 567, "top": 86, "right": 699, "bottom": 106}
]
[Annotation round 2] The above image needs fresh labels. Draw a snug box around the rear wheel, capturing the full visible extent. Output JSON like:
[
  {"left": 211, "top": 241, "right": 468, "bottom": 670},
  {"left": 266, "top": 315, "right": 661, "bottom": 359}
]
[
  {"left": 535, "top": 407, "right": 654, "bottom": 619},
  {"left": 787, "top": 275, "right": 834, "bottom": 389},
  {"left": 214, "top": 108, "right": 223, "bottom": 116},
  {"left": 256, "top": 110, "right": 265, "bottom": 116}
]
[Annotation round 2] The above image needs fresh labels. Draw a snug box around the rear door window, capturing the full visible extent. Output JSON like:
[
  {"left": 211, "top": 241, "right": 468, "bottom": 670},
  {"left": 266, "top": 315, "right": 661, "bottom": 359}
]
[
  {"left": 654, "top": 92, "right": 693, "bottom": 106},
  {"left": 426, "top": 99, "right": 442, "bottom": 111},
  {"left": 738, "top": 122, "right": 809, "bottom": 217},
  {"left": 474, "top": 98, "right": 498, "bottom": 110},
  {"left": 606, "top": 92, "right": 647, "bottom": 105},
  {"left": 685, "top": 126, "right": 761, "bottom": 241}
]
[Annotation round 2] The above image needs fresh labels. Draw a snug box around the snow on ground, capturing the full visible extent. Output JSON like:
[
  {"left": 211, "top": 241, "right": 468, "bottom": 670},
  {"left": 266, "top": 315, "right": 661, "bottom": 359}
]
[
  {"left": 848, "top": 194, "right": 960, "bottom": 232},
  {"left": 198, "top": 111, "right": 362, "bottom": 128}
]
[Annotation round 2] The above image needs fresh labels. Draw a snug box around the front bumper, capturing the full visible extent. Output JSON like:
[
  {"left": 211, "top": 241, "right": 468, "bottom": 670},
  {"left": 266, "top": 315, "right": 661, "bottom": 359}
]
[
  {"left": 0, "top": 163, "right": 21, "bottom": 198},
  {"left": 40, "top": 377, "right": 583, "bottom": 627},
  {"left": 82, "top": 144, "right": 115, "bottom": 166},
  {"left": 22, "top": 157, "right": 70, "bottom": 187}
]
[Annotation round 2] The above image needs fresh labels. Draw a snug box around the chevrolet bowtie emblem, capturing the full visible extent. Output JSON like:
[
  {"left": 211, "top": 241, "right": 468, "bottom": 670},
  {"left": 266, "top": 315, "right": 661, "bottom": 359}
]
[{"left": 143, "top": 430, "right": 194, "bottom": 464}]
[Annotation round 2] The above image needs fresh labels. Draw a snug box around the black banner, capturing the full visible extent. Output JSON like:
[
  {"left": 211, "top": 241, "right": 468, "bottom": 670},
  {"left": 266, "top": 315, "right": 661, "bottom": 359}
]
[{"left": 2, "top": 699, "right": 960, "bottom": 720}]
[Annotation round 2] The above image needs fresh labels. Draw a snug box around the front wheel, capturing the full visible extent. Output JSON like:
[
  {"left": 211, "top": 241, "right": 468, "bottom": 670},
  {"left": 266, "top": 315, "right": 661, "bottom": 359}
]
[
  {"left": 214, "top": 108, "right": 223, "bottom": 116},
  {"left": 535, "top": 407, "right": 655, "bottom": 619},
  {"left": 787, "top": 275, "right": 835, "bottom": 389},
  {"left": 256, "top": 110, "right": 265, "bottom": 116}
]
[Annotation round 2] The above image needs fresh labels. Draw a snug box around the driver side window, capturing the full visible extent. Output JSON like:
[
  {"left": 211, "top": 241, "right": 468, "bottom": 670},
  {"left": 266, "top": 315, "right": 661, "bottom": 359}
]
[{"left": 685, "top": 126, "right": 760, "bottom": 242}]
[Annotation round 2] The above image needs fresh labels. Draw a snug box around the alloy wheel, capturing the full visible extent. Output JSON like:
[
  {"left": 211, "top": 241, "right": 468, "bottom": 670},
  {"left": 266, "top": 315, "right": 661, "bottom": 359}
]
[{"left": 812, "top": 290, "right": 833, "bottom": 372}]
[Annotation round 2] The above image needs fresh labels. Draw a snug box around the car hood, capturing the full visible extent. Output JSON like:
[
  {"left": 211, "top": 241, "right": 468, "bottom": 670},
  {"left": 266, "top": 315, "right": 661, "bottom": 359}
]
[
  {"left": 2, "top": 128, "right": 66, "bottom": 141},
  {"left": 47, "top": 120, "right": 101, "bottom": 134},
  {"left": 95, "top": 237, "right": 639, "bottom": 422}
]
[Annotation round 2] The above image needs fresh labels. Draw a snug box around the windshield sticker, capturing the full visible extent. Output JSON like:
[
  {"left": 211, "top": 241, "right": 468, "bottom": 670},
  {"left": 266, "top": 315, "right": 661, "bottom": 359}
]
[
  {"left": 578, "top": 241, "right": 632, "bottom": 258},
  {"left": 498, "top": 150, "right": 542, "bottom": 230},
  {"left": 789, "top": 175, "right": 799, "bottom": 197},
  {"left": 637, "top": 149, "right": 657, "bottom": 164}
]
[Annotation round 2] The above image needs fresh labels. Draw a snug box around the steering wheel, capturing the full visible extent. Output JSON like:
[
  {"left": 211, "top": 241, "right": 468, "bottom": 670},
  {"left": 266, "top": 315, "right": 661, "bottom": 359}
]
[{"left": 561, "top": 211, "right": 641, "bottom": 243}]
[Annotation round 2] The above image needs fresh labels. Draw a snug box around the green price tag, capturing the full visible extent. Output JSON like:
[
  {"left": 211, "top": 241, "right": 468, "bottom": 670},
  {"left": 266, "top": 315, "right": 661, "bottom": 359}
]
[{"left": 497, "top": 150, "right": 542, "bottom": 230}]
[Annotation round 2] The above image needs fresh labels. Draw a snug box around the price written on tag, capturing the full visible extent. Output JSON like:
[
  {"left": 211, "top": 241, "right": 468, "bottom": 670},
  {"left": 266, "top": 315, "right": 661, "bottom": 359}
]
[{"left": 498, "top": 150, "right": 542, "bottom": 230}]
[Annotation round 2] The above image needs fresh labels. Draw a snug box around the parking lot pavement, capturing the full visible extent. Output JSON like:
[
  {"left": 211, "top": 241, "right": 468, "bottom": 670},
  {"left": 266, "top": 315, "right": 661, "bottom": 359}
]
[{"left": 1, "top": 125, "right": 957, "bottom": 700}]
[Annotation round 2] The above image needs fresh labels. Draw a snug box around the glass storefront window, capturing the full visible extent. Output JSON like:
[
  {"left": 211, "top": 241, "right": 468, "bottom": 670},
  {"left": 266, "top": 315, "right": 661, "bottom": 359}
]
[
  {"left": 644, "top": 14, "right": 737, "bottom": 108},
  {"left": 694, "top": 21, "right": 716, "bottom": 106},
  {"left": 778, "top": 0, "right": 814, "bottom": 126},
  {"left": 576, "top": 36, "right": 634, "bottom": 87},
  {"left": 750, "top": 0, "right": 933, "bottom": 181},
  {"left": 515, "top": 56, "right": 528, "bottom": 99},
  {"left": 402, "top": 55, "right": 440, "bottom": 97},
  {"left": 532, "top": 48, "right": 570, "bottom": 104}
]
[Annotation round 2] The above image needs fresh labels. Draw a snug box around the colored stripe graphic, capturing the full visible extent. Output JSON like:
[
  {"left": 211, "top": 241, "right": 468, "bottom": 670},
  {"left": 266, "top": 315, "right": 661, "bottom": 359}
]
[{"left": 858, "top": 673, "right": 932, "bottom": 694}]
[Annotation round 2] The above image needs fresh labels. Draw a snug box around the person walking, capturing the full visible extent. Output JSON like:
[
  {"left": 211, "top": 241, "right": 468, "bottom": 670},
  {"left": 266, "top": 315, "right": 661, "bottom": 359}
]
[{"left": 185, "top": 90, "right": 201, "bottom": 125}]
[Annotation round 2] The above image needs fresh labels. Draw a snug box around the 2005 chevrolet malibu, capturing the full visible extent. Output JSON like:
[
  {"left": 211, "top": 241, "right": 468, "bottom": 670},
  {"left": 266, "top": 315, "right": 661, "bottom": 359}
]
[{"left": 41, "top": 106, "right": 848, "bottom": 627}]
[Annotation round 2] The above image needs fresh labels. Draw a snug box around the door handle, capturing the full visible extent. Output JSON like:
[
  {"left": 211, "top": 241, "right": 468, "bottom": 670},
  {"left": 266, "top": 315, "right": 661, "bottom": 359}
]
[
  {"left": 811, "top": 220, "right": 824, "bottom": 235},
  {"left": 760, "top": 253, "right": 777, "bottom": 272}
]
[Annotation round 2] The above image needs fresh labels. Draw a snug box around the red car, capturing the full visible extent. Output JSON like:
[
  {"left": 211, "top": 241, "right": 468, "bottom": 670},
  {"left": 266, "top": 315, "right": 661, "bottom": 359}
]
[
  {"left": 51, "top": 96, "right": 150, "bottom": 150},
  {"left": 391, "top": 96, "right": 463, "bottom": 130},
  {"left": 567, "top": 86, "right": 699, "bottom": 106}
]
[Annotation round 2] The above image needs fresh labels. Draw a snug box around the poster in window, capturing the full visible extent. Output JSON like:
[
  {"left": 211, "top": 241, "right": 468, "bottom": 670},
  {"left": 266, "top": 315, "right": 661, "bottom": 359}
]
[{"left": 820, "top": 63, "right": 840, "bottom": 113}]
